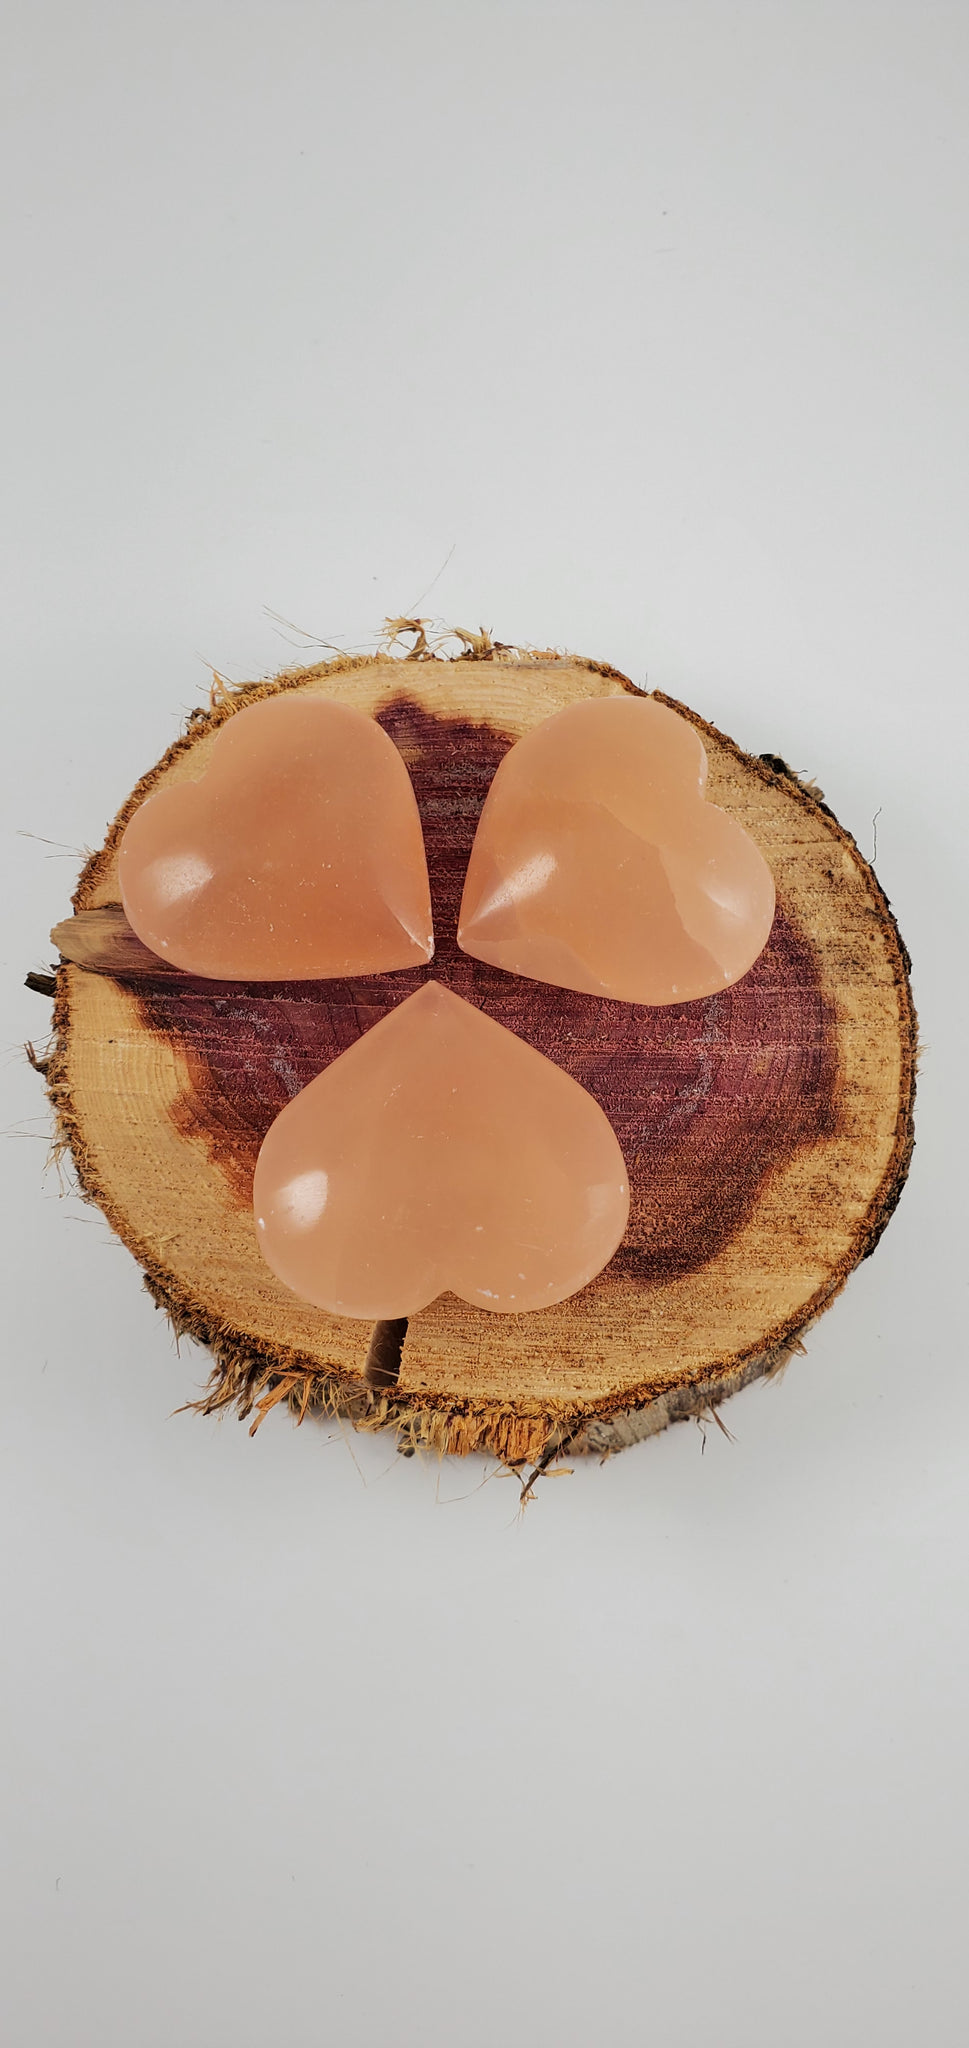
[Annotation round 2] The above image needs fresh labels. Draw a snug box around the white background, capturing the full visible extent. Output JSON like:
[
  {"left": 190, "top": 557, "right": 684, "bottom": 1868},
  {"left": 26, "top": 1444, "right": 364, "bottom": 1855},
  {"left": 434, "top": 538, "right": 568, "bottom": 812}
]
[{"left": 2, "top": 5, "right": 968, "bottom": 2044}]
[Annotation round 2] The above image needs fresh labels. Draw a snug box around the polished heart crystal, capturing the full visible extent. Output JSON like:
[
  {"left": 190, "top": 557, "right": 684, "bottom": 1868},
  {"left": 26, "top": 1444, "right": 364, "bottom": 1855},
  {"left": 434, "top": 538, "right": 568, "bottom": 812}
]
[
  {"left": 118, "top": 695, "right": 433, "bottom": 978},
  {"left": 253, "top": 982, "right": 630, "bottom": 1318},
  {"left": 457, "top": 694, "right": 776, "bottom": 1003}
]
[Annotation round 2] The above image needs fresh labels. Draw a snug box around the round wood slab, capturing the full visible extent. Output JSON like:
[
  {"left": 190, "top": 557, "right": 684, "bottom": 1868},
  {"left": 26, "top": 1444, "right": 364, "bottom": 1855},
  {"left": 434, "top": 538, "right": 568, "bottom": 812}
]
[{"left": 41, "top": 651, "right": 916, "bottom": 1468}]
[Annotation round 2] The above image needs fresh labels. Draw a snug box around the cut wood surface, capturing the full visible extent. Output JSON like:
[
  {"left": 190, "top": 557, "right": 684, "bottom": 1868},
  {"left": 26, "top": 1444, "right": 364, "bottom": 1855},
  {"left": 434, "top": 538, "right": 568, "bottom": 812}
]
[{"left": 39, "top": 651, "right": 917, "bottom": 1468}]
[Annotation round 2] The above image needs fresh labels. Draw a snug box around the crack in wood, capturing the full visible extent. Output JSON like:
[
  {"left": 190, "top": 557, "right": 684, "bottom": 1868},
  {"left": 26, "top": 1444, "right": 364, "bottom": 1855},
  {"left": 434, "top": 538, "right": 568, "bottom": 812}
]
[{"left": 364, "top": 1317, "right": 408, "bottom": 1390}]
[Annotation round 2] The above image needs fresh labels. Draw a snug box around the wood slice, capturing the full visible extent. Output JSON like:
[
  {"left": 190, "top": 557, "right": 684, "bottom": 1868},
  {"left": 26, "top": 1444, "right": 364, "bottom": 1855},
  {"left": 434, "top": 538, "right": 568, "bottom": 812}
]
[{"left": 38, "top": 651, "right": 916, "bottom": 1469}]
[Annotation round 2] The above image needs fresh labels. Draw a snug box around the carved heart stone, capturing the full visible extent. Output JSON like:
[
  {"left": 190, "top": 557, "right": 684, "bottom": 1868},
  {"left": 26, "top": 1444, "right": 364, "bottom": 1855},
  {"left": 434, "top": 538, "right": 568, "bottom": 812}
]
[
  {"left": 252, "top": 981, "right": 630, "bottom": 1318},
  {"left": 119, "top": 695, "right": 433, "bottom": 978},
  {"left": 457, "top": 694, "right": 776, "bottom": 1003}
]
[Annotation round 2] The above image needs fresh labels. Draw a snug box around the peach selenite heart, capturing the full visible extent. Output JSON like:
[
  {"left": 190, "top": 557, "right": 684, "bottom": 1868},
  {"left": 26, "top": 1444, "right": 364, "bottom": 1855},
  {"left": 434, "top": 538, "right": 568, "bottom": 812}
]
[
  {"left": 118, "top": 695, "right": 434, "bottom": 978},
  {"left": 458, "top": 694, "right": 776, "bottom": 1003},
  {"left": 253, "top": 982, "right": 630, "bottom": 1319}
]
